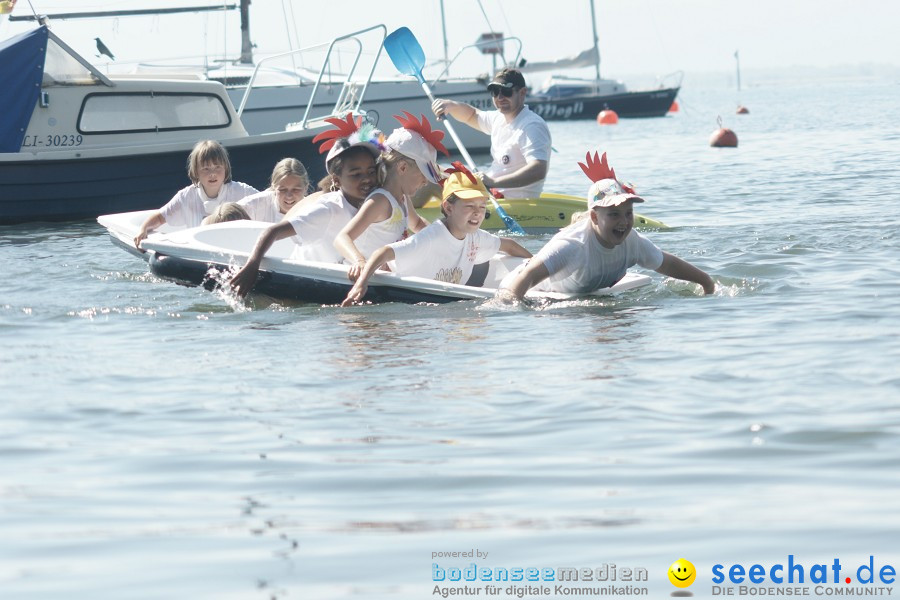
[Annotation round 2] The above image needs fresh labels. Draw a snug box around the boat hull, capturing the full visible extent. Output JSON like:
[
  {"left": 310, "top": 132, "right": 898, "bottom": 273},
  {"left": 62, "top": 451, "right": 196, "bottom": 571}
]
[
  {"left": 529, "top": 87, "right": 679, "bottom": 120},
  {"left": 146, "top": 248, "right": 650, "bottom": 306},
  {"left": 99, "top": 215, "right": 651, "bottom": 305},
  {"left": 148, "top": 253, "right": 485, "bottom": 305},
  {"left": 0, "top": 133, "right": 324, "bottom": 225}
]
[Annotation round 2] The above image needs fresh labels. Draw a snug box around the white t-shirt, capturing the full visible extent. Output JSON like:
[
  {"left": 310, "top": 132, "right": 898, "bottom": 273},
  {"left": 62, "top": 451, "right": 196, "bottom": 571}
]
[
  {"left": 353, "top": 188, "right": 410, "bottom": 259},
  {"left": 238, "top": 190, "right": 283, "bottom": 223},
  {"left": 390, "top": 220, "right": 502, "bottom": 285},
  {"left": 476, "top": 105, "right": 551, "bottom": 199},
  {"left": 288, "top": 190, "right": 359, "bottom": 263},
  {"left": 160, "top": 181, "right": 258, "bottom": 228},
  {"left": 534, "top": 219, "right": 664, "bottom": 293}
]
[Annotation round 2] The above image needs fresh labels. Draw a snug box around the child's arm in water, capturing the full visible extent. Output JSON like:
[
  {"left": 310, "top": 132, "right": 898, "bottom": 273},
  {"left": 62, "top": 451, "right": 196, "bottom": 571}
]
[
  {"left": 654, "top": 252, "right": 715, "bottom": 295},
  {"left": 229, "top": 221, "right": 295, "bottom": 297},
  {"left": 499, "top": 238, "right": 532, "bottom": 258},
  {"left": 341, "top": 246, "right": 396, "bottom": 307},
  {"left": 496, "top": 257, "right": 551, "bottom": 302},
  {"left": 134, "top": 211, "right": 165, "bottom": 248}
]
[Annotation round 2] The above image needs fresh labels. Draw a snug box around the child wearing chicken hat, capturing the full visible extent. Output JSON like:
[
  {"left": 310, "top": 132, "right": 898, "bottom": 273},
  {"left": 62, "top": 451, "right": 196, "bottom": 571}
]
[
  {"left": 229, "top": 114, "right": 383, "bottom": 297},
  {"left": 341, "top": 162, "right": 532, "bottom": 306},
  {"left": 334, "top": 112, "right": 450, "bottom": 282},
  {"left": 498, "top": 152, "right": 715, "bottom": 302}
]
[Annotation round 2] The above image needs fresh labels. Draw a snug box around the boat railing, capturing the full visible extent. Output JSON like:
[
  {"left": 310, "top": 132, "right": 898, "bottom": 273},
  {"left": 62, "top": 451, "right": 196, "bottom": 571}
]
[
  {"left": 236, "top": 24, "right": 387, "bottom": 129},
  {"left": 429, "top": 36, "right": 523, "bottom": 87},
  {"left": 656, "top": 70, "right": 685, "bottom": 90}
]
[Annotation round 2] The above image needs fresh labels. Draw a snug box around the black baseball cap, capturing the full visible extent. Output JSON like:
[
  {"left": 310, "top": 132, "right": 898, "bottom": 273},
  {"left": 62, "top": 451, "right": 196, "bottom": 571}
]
[{"left": 487, "top": 68, "right": 526, "bottom": 92}]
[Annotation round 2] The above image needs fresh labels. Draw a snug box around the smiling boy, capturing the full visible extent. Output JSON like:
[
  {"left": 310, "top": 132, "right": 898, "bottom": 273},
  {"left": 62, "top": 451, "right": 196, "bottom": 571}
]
[{"left": 497, "top": 172, "right": 715, "bottom": 301}]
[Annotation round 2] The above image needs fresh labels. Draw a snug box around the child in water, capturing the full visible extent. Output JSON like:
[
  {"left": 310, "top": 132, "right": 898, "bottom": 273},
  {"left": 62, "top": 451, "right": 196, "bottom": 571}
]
[
  {"left": 333, "top": 112, "right": 447, "bottom": 282},
  {"left": 134, "top": 140, "right": 257, "bottom": 247},
  {"left": 236, "top": 158, "right": 310, "bottom": 222},
  {"left": 341, "top": 162, "right": 531, "bottom": 306},
  {"left": 497, "top": 151, "right": 715, "bottom": 302},
  {"left": 228, "top": 115, "right": 382, "bottom": 297}
]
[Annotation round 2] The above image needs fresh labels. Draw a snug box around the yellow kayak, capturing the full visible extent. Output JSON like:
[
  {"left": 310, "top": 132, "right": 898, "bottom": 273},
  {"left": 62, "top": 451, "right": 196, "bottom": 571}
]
[{"left": 417, "top": 192, "right": 669, "bottom": 233}]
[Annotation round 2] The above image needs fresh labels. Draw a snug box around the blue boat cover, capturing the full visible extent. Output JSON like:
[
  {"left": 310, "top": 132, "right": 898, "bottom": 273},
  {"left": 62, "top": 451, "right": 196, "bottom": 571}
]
[{"left": 0, "top": 26, "right": 47, "bottom": 153}]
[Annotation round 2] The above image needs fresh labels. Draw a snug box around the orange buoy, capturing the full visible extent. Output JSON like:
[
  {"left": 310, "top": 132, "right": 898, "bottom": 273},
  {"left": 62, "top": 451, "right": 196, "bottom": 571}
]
[
  {"left": 736, "top": 105, "right": 749, "bottom": 114},
  {"left": 669, "top": 100, "right": 680, "bottom": 113},
  {"left": 710, "top": 116, "right": 737, "bottom": 147},
  {"left": 596, "top": 109, "right": 618, "bottom": 125}
]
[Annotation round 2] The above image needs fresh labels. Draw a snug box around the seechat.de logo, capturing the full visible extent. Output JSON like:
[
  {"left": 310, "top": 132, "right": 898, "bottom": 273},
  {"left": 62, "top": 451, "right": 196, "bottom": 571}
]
[{"left": 668, "top": 558, "right": 697, "bottom": 588}]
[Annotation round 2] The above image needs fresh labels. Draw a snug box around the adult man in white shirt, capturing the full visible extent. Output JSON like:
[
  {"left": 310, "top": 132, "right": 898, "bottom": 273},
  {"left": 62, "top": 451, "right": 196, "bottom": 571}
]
[{"left": 432, "top": 68, "right": 551, "bottom": 199}]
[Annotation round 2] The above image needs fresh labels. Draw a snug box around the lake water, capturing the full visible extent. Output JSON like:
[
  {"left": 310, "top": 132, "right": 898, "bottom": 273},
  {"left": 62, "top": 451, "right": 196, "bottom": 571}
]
[{"left": 2, "top": 78, "right": 900, "bottom": 599}]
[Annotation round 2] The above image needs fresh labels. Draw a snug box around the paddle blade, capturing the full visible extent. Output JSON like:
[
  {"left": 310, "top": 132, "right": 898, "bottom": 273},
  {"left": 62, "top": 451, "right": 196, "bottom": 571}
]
[
  {"left": 384, "top": 27, "right": 426, "bottom": 82},
  {"left": 492, "top": 201, "right": 526, "bottom": 235}
]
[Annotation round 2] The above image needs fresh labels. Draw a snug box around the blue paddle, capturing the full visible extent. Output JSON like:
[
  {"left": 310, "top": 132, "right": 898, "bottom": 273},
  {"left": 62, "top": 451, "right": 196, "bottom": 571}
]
[{"left": 384, "top": 27, "right": 526, "bottom": 235}]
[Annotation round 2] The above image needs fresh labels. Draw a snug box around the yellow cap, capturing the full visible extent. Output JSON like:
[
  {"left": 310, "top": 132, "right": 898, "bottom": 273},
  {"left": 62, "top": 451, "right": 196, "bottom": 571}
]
[{"left": 442, "top": 170, "right": 491, "bottom": 202}]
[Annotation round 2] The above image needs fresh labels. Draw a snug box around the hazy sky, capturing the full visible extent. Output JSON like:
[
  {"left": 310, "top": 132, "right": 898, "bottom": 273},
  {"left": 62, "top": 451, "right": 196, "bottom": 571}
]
[{"left": 4, "top": 0, "right": 899, "bottom": 81}]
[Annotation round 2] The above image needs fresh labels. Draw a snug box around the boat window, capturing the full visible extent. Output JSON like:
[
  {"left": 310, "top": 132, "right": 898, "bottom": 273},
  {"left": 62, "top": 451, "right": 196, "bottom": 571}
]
[
  {"left": 42, "top": 36, "right": 101, "bottom": 85},
  {"left": 78, "top": 92, "right": 231, "bottom": 134}
]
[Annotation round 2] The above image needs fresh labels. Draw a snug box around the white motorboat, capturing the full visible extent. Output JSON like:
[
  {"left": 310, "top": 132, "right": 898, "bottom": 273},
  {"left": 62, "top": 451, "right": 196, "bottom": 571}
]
[
  {"left": 0, "top": 23, "right": 384, "bottom": 224},
  {"left": 7, "top": 3, "right": 494, "bottom": 155}
]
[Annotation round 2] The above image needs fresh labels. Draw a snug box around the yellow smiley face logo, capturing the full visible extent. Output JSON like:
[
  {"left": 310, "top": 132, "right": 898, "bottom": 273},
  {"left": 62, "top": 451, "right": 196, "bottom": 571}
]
[{"left": 668, "top": 558, "right": 696, "bottom": 588}]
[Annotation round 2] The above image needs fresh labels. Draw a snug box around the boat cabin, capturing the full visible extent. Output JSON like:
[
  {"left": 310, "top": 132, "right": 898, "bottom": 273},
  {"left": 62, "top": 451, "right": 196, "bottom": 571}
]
[{"left": 2, "top": 26, "right": 250, "bottom": 157}]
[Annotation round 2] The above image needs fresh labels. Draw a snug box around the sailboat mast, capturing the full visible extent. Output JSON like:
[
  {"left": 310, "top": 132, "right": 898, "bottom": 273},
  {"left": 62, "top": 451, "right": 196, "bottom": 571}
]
[
  {"left": 239, "top": 0, "right": 252, "bottom": 64},
  {"left": 440, "top": 0, "right": 449, "bottom": 72},
  {"left": 589, "top": 0, "right": 601, "bottom": 80}
]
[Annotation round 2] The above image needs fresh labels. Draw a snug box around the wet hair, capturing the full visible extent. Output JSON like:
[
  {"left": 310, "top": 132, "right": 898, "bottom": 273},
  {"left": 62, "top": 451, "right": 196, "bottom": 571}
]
[
  {"left": 269, "top": 157, "right": 310, "bottom": 192},
  {"left": 376, "top": 149, "right": 415, "bottom": 186},
  {"left": 206, "top": 202, "right": 250, "bottom": 224},
  {"left": 327, "top": 144, "right": 376, "bottom": 179},
  {"left": 187, "top": 140, "right": 232, "bottom": 183}
]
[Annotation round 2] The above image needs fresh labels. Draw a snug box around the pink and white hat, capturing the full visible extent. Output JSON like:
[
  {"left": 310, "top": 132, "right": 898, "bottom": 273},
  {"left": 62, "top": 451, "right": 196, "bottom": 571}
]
[
  {"left": 587, "top": 178, "right": 644, "bottom": 208},
  {"left": 578, "top": 151, "right": 644, "bottom": 208}
]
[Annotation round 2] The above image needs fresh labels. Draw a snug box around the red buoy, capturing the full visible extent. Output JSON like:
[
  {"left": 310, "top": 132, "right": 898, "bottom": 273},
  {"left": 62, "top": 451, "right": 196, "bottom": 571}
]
[
  {"left": 736, "top": 105, "right": 749, "bottom": 114},
  {"left": 710, "top": 128, "right": 738, "bottom": 147},
  {"left": 596, "top": 109, "right": 619, "bottom": 125},
  {"left": 710, "top": 116, "right": 738, "bottom": 147},
  {"left": 669, "top": 100, "right": 680, "bottom": 113}
]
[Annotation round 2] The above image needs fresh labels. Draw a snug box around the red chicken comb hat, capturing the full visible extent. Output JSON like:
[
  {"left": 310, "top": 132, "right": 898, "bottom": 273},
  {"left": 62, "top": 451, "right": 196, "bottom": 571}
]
[
  {"left": 312, "top": 114, "right": 383, "bottom": 173},
  {"left": 441, "top": 161, "right": 490, "bottom": 201},
  {"left": 578, "top": 152, "right": 643, "bottom": 208},
  {"left": 442, "top": 161, "right": 477, "bottom": 185},
  {"left": 577, "top": 151, "right": 635, "bottom": 193},
  {"left": 384, "top": 112, "right": 448, "bottom": 183},
  {"left": 312, "top": 114, "right": 362, "bottom": 154},
  {"left": 392, "top": 111, "right": 449, "bottom": 156}
]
